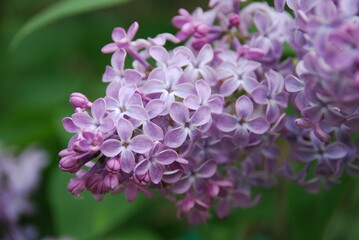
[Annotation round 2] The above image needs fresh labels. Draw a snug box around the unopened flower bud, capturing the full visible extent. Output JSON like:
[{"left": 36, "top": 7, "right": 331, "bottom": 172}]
[
  {"left": 70, "top": 92, "right": 90, "bottom": 109},
  {"left": 106, "top": 158, "right": 121, "bottom": 173},
  {"left": 104, "top": 173, "right": 119, "bottom": 189},
  {"left": 68, "top": 177, "right": 86, "bottom": 196}
]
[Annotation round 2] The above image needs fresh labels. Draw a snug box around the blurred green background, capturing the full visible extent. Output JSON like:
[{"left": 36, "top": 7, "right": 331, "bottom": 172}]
[{"left": 1, "top": 0, "right": 359, "bottom": 239}]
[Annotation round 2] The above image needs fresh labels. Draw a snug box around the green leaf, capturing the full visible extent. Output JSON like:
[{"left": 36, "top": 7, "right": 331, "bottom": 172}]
[
  {"left": 10, "top": 0, "right": 130, "bottom": 49},
  {"left": 48, "top": 168, "right": 147, "bottom": 240}
]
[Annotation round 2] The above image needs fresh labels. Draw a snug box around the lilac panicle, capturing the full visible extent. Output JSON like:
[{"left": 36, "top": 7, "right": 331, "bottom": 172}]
[{"left": 59, "top": 0, "right": 359, "bottom": 225}]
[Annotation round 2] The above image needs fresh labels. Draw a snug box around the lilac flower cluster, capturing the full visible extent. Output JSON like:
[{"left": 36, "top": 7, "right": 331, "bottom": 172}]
[{"left": 59, "top": 0, "right": 359, "bottom": 224}]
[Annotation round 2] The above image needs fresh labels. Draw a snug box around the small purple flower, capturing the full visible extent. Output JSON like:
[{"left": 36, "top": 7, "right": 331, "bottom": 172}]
[
  {"left": 216, "top": 96, "right": 270, "bottom": 147},
  {"left": 142, "top": 67, "right": 195, "bottom": 110},
  {"left": 134, "top": 143, "right": 178, "bottom": 184},
  {"left": 103, "top": 49, "right": 142, "bottom": 98},
  {"left": 101, "top": 22, "right": 139, "bottom": 53},
  {"left": 105, "top": 85, "right": 148, "bottom": 123},
  {"left": 164, "top": 102, "right": 211, "bottom": 148},
  {"left": 142, "top": 99, "right": 166, "bottom": 141},
  {"left": 184, "top": 79, "right": 224, "bottom": 114},
  {"left": 101, "top": 118, "right": 153, "bottom": 173},
  {"left": 252, "top": 70, "right": 289, "bottom": 123},
  {"left": 72, "top": 98, "right": 114, "bottom": 133},
  {"left": 178, "top": 44, "right": 217, "bottom": 85},
  {"left": 217, "top": 58, "right": 261, "bottom": 96},
  {"left": 173, "top": 160, "right": 217, "bottom": 194}
]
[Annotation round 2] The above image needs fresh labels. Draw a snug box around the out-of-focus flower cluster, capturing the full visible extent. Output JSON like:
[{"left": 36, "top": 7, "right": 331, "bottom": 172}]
[
  {"left": 0, "top": 144, "right": 73, "bottom": 240},
  {"left": 59, "top": 0, "right": 359, "bottom": 224}
]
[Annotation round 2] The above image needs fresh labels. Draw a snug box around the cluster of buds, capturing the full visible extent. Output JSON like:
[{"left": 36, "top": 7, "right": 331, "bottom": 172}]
[{"left": 59, "top": 0, "right": 359, "bottom": 224}]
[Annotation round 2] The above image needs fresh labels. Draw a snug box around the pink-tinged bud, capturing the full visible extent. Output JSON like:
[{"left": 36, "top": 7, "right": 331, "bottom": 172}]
[
  {"left": 133, "top": 172, "right": 150, "bottom": 186},
  {"left": 106, "top": 158, "right": 121, "bottom": 173},
  {"left": 59, "top": 156, "right": 81, "bottom": 173},
  {"left": 70, "top": 92, "right": 90, "bottom": 109},
  {"left": 295, "top": 118, "right": 313, "bottom": 128},
  {"left": 104, "top": 174, "right": 119, "bottom": 189},
  {"left": 229, "top": 14, "right": 240, "bottom": 28},
  {"left": 67, "top": 178, "right": 86, "bottom": 196}
]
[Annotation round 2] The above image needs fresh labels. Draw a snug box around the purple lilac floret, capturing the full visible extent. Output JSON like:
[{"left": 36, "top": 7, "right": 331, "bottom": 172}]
[{"left": 59, "top": 0, "right": 359, "bottom": 224}]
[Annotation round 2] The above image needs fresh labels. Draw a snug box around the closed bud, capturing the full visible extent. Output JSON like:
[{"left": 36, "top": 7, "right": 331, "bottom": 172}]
[
  {"left": 106, "top": 157, "right": 121, "bottom": 173},
  {"left": 70, "top": 92, "right": 90, "bottom": 109}
]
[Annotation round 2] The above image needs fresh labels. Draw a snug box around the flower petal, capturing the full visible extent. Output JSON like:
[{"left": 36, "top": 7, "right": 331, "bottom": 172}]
[
  {"left": 215, "top": 113, "right": 237, "bottom": 132},
  {"left": 156, "top": 149, "right": 177, "bottom": 165},
  {"left": 197, "top": 160, "right": 217, "bottom": 178},
  {"left": 190, "top": 106, "right": 211, "bottom": 127},
  {"left": 117, "top": 118, "right": 133, "bottom": 141},
  {"left": 120, "top": 149, "right": 135, "bottom": 173},
  {"left": 126, "top": 105, "right": 148, "bottom": 120},
  {"left": 72, "top": 112, "right": 94, "bottom": 129},
  {"left": 195, "top": 79, "right": 211, "bottom": 102},
  {"left": 101, "top": 139, "right": 122, "bottom": 157},
  {"left": 134, "top": 159, "right": 150, "bottom": 175},
  {"left": 149, "top": 164, "right": 163, "bottom": 184},
  {"left": 325, "top": 142, "right": 348, "bottom": 160},
  {"left": 146, "top": 99, "right": 166, "bottom": 119},
  {"left": 143, "top": 121, "right": 164, "bottom": 141},
  {"left": 131, "top": 135, "right": 153, "bottom": 154},
  {"left": 91, "top": 98, "right": 106, "bottom": 122},
  {"left": 232, "top": 127, "right": 249, "bottom": 147},
  {"left": 235, "top": 96, "right": 253, "bottom": 119},
  {"left": 248, "top": 117, "right": 270, "bottom": 134},
  {"left": 142, "top": 79, "right": 166, "bottom": 94},
  {"left": 170, "top": 102, "right": 189, "bottom": 124},
  {"left": 164, "top": 127, "right": 187, "bottom": 148},
  {"left": 173, "top": 177, "right": 192, "bottom": 194}
]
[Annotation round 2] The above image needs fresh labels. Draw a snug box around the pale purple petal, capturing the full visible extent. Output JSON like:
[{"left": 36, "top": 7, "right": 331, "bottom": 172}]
[
  {"left": 62, "top": 117, "right": 78, "bottom": 133},
  {"left": 196, "top": 80, "right": 211, "bottom": 102},
  {"left": 72, "top": 112, "right": 94, "bottom": 129},
  {"left": 190, "top": 106, "right": 211, "bottom": 127},
  {"left": 143, "top": 121, "right": 164, "bottom": 141},
  {"left": 118, "top": 85, "right": 136, "bottom": 106},
  {"left": 127, "top": 22, "right": 139, "bottom": 41},
  {"left": 166, "top": 66, "right": 182, "bottom": 86},
  {"left": 162, "top": 170, "right": 182, "bottom": 184},
  {"left": 126, "top": 105, "right": 148, "bottom": 120},
  {"left": 101, "top": 139, "right": 122, "bottom": 157},
  {"left": 142, "top": 79, "right": 166, "bottom": 94},
  {"left": 275, "top": 0, "right": 286, "bottom": 12},
  {"left": 111, "top": 49, "right": 126, "bottom": 71},
  {"left": 112, "top": 27, "right": 126, "bottom": 42},
  {"left": 232, "top": 127, "right": 249, "bottom": 147},
  {"left": 325, "top": 142, "right": 348, "bottom": 160},
  {"left": 164, "top": 127, "right": 187, "bottom": 148},
  {"left": 173, "top": 177, "right": 192, "bottom": 194},
  {"left": 266, "top": 102, "right": 281, "bottom": 123},
  {"left": 219, "top": 78, "right": 241, "bottom": 97},
  {"left": 285, "top": 75, "right": 303, "bottom": 92},
  {"left": 121, "top": 149, "right": 135, "bottom": 173},
  {"left": 184, "top": 95, "right": 201, "bottom": 110},
  {"left": 197, "top": 160, "right": 217, "bottom": 178},
  {"left": 207, "top": 95, "right": 224, "bottom": 114},
  {"left": 149, "top": 164, "right": 163, "bottom": 184},
  {"left": 130, "top": 135, "right": 153, "bottom": 154},
  {"left": 252, "top": 85, "right": 269, "bottom": 104},
  {"left": 235, "top": 96, "right": 253, "bottom": 119},
  {"left": 101, "top": 43, "right": 118, "bottom": 54},
  {"left": 197, "top": 44, "right": 213, "bottom": 65},
  {"left": 123, "top": 69, "right": 142, "bottom": 84},
  {"left": 216, "top": 113, "right": 237, "bottom": 132},
  {"left": 150, "top": 46, "right": 169, "bottom": 66},
  {"left": 174, "top": 83, "right": 196, "bottom": 98},
  {"left": 170, "top": 102, "right": 190, "bottom": 124},
  {"left": 156, "top": 149, "right": 177, "bottom": 165},
  {"left": 91, "top": 98, "right": 106, "bottom": 122},
  {"left": 146, "top": 99, "right": 166, "bottom": 119},
  {"left": 134, "top": 159, "right": 150, "bottom": 175},
  {"left": 248, "top": 117, "right": 270, "bottom": 134},
  {"left": 117, "top": 118, "right": 133, "bottom": 141}
]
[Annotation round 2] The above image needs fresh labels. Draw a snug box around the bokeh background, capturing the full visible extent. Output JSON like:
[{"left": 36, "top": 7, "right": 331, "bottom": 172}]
[{"left": 1, "top": 0, "right": 359, "bottom": 239}]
